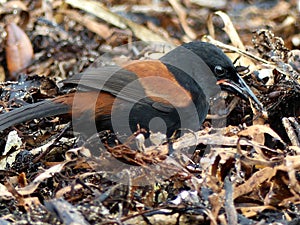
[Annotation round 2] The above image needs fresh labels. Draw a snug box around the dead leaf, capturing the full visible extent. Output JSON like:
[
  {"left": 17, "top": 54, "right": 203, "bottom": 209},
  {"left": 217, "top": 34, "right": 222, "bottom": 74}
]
[
  {"left": 238, "top": 124, "right": 283, "bottom": 145},
  {"left": 234, "top": 167, "right": 276, "bottom": 199},
  {"left": 5, "top": 22, "right": 33, "bottom": 79},
  {"left": 16, "top": 161, "right": 68, "bottom": 195},
  {"left": 59, "top": 9, "right": 112, "bottom": 39},
  {"left": 65, "top": 0, "right": 169, "bottom": 43},
  {"left": 207, "top": 11, "right": 245, "bottom": 50},
  {"left": 238, "top": 205, "right": 277, "bottom": 218},
  {"left": 168, "top": 0, "right": 196, "bottom": 40}
]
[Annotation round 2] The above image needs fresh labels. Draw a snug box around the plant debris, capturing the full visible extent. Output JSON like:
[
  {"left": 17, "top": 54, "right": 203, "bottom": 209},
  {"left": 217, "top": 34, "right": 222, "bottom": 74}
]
[{"left": 0, "top": 0, "right": 299, "bottom": 224}]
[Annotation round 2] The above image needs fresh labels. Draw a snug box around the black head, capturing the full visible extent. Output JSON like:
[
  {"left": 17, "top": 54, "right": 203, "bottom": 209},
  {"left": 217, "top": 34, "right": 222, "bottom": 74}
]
[
  {"left": 182, "top": 41, "right": 236, "bottom": 80},
  {"left": 182, "top": 41, "right": 264, "bottom": 111}
]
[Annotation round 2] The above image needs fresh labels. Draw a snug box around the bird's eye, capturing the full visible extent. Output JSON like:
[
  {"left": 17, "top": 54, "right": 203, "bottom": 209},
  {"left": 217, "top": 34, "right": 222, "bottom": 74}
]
[{"left": 214, "top": 65, "right": 226, "bottom": 76}]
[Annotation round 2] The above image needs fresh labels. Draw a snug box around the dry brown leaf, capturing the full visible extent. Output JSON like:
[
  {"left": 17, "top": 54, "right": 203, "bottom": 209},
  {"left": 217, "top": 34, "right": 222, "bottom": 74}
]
[
  {"left": 21, "top": 197, "right": 41, "bottom": 211},
  {"left": 66, "top": 0, "right": 127, "bottom": 29},
  {"left": 65, "top": 0, "right": 169, "bottom": 43},
  {"left": 18, "top": 172, "right": 28, "bottom": 188},
  {"left": 168, "top": 0, "right": 196, "bottom": 40},
  {"left": 233, "top": 167, "right": 276, "bottom": 199},
  {"left": 208, "top": 193, "right": 221, "bottom": 225},
  {"left": 59, "top": 9, "right": 112, "bottom": 39},
  {"left": 238, "top": 124, "right": 283, "bottom": 145},
  {"left": 279, "top": 156, "right": 300, "bottom": 194},
  {"left": 5, "top": 22, "right": 33, "bottom": 79},
  {"left": 16, "top": 161, "right": 68, "bottom": 195},
  {"left": 207, "top": 11, "right": 245, "bottom": 50},
  {"left": 55, "top": 184, "right": 85, "bottom": 198},
  {"left": 238, "top": 205, "right": 277, "bottom": 218}
]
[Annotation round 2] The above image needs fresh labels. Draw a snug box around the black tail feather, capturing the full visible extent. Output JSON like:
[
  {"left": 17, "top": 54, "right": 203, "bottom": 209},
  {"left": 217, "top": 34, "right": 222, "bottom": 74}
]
[{"left": 0, "top": 100, "right": 70, "bottom": 131}]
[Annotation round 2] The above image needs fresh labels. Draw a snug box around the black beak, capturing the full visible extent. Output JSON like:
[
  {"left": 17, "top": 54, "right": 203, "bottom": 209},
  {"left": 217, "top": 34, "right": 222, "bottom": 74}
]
[{"left": 217, "top": 73, "right": 264, "bottom": 111}]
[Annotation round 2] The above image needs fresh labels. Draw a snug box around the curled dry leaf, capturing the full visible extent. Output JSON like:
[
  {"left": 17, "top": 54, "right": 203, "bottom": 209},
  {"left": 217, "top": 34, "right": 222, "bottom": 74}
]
[
  {"left": 207, "top": 11, "right": 245, "bottom": 50},
  {"left": 234, "top": 167, "right": 276, "bottom": 200},
  {"left": 238, "top": 124, "right": 283, "bottom": 145},
  {"left": 282, "top": 155, "right": 300, "bottom": 195},
  {"left": 16, "top": 162, "right": 68, "bottom": 196},
  {"left": 206, "top": 12, "right": 256, "bottom": 73},
  {"left": 5, "top": 22, "right": 33, "bottom": 79},
  {"left": 237, "top": 125, "right": 285, "bottom": 165},
  {"left": 65, "top": 147, "right": 92, "bottom": 160}
]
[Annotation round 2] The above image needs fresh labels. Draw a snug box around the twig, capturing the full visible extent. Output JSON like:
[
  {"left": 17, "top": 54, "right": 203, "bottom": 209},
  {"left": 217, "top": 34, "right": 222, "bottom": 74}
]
[{"left": 282, "top": 117, "right": 300, "bottom": 147}]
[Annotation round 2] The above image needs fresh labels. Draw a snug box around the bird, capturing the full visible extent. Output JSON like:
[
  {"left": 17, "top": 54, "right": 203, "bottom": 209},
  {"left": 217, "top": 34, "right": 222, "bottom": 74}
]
[{"left": 0, "top": 41, "right": 264, "bottom": 139}]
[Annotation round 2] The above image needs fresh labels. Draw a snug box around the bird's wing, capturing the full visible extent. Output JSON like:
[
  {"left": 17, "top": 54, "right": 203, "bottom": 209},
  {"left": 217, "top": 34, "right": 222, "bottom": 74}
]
[
  {"left": 63, "top": 60, "right": 193, "bottom": 112},
  {"left": 63, "top": 65, "right": 143, "bottom": 103}
]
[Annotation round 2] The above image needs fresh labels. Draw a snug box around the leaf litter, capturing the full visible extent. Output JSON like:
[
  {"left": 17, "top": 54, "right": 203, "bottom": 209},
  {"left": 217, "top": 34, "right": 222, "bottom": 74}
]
[{"left": 0, "top": 0, "right": 299, "bottom": 224}]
